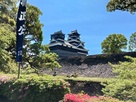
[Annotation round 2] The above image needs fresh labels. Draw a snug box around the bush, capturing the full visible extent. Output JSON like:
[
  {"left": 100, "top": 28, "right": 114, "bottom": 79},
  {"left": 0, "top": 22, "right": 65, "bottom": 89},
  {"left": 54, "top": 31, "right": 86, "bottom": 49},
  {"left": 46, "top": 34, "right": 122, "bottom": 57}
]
[
  {"left": 93, "top": 96, "right": 123, "bottom": 102},
  {"left": 102, "top": 79, "right": 136, "bottom": 101},
  {"left": 102, "top": 56, "right": 136, "bottom": 102},
  {"left": 0, "top": 75, "right": 70, "bottom": 102},
  {"left": 64, "top": 93, "right": 96, "bottom": 102},
  {"left": 63, "top": 94, "right": 123, "bottom": 102}
]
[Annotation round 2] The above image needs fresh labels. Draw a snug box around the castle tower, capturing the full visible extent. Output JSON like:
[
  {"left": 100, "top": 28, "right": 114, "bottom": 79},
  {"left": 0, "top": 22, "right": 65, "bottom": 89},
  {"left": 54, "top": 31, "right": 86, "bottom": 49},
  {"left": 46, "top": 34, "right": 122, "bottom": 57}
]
[
  {"left": 68, "top": 30, "right": 85, "bottom": 49},
  {"left": 48, "top": 30, "right": 88, "bottom": 57},
  {"left": 50, "top": 30, "right": 65, "bottom": 44}
]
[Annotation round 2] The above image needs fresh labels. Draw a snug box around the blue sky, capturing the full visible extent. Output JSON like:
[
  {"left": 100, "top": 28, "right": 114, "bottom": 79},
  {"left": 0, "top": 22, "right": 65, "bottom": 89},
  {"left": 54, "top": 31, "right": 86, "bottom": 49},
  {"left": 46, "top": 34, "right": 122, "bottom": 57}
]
[{"left": 27, "top": 0, "right": 136, "bottom": 55}]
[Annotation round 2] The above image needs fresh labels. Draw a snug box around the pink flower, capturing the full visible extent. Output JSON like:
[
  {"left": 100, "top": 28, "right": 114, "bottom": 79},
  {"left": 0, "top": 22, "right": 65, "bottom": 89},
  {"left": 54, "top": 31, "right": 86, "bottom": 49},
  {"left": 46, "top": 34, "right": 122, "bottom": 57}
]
[
  {"left": 24, "top": 86, "right": 29, "bottom": 90},
  {"left": 64, "top": 94, "right": 91, "bottom": 102}
]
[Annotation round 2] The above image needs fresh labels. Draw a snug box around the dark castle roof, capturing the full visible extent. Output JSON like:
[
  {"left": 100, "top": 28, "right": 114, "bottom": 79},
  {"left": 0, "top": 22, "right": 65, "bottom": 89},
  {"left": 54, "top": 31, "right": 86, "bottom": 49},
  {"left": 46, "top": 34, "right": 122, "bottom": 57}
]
[{"left": 48, "top": 30, "right": 88, "bottom": 57}]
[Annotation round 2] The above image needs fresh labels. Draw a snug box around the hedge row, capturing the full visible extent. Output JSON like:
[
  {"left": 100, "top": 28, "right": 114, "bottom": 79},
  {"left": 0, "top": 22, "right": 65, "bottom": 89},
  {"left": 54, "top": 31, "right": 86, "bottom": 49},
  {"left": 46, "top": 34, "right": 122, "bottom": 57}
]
[{"left": 0, "top": 75, "right": 70, "bottom": 102}]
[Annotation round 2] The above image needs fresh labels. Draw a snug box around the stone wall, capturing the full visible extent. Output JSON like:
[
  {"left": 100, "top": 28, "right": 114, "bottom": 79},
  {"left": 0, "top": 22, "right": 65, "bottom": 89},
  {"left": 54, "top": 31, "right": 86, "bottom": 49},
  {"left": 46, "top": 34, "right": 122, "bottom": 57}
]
[
  {"left": 66, "top": 80, "right": 104, "bottom": 96},
  {"left": 45, "top": 52, "right": 136, "bottom": 78},
  {"left": 45, "top": 63, "right": 113, "bottom": 78}
]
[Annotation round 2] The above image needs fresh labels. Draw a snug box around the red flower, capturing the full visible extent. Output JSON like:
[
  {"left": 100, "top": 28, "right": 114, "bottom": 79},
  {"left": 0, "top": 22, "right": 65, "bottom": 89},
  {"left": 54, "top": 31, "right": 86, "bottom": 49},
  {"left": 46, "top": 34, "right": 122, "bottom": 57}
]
[{"left": 64, "top": 94, "right": 93, "bottom": 102}]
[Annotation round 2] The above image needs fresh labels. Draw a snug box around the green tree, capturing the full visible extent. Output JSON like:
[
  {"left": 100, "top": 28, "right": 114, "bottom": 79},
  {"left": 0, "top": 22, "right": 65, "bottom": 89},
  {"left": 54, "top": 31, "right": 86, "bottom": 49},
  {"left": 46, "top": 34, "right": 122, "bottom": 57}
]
[
  {"left": 102, "top": 56, "right": 136, "bottom": 101},
  {"left": 0, "top": 0, "right": 17, "bottom": 26},
  {"left": 22, "top": 4, "right": 61, "bottom": 72},
  {"left": 129, "top": 32, "right": 136, "bottom": 52},
  {"left": 0, "top": 24, "right": 18, "bottom": 73},
  {"left": 24, "top": 45, "right": 61, "bottom": 75},
  {"left": 32, "top": 45, "right": 61, "bottom": 70},
  {"left": 0, "top": 2, "right": 61, "bottom": 73},
  {"left": 0, "top": 0, "right": 18, "bottom": 73},
  {"left": 101, "top": 34, "right": 127, "bottom": 54},
  {"left": 23, "top": 4, "right": 43, "bottom": 64},
  {"left": 0, "top": 0, "right": 17, "bottom": 58},
  {"left": 107, "top": 0, "right": 136, "bottom": 13}
]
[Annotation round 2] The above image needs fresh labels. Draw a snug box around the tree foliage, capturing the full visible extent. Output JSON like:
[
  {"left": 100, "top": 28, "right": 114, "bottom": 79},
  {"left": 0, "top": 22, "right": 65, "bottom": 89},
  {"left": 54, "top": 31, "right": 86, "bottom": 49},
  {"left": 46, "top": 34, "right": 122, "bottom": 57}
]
[
  {"left": 0, "top": 0, "right": 17, "bottom": 26},
  {"left": 0, "top": 0, "right": 18, "bottom": 73},
  {"left": 0, "top": 24, "right": 17, "bottom": 73},
  {"left": 129, "top": 32, "right": 136, "bottom": 52},
  {"left": 107, "top": 0, "right": 136, "bottom": 13},
  {"left": 22, "top": 4, "right": 61, "bottom": 71},
  {"left": 25, "top": 4, "right": 43, "bottom": 43},
  {"left": 0, "top": 1, "right": 61, "bottom": 73},
  {"left": 109, "top": 56, "right": 136, "bottom": 79},
  {"left": 23, "top": 4, "right": 43, "bottom": 66},
  {"left": 102, "top": 56, "right": 136, "bottom": 101},
  {"left": 32, "top": 50, "right": 61, "bottom": 70},
  {"left": 101, "top": 34, "right": 127, "bottom": 54}
]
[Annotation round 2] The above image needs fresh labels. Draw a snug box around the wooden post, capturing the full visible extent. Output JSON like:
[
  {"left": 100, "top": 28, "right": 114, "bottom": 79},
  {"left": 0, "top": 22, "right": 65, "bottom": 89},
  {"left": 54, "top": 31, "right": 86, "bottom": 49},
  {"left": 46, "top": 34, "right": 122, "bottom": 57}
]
[{"left": 17, "top": 62, "right": 21, "bottom": 79}]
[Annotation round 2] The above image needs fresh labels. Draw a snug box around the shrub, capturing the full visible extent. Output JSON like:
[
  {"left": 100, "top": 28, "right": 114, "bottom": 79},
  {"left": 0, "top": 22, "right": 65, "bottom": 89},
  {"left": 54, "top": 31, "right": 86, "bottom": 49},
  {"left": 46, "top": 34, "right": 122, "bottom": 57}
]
[
  {"left": 64, "top": 93, "right": 95, "bottom": 102},
  {"left": 102, "top": 56, "right": 136, "bottom": 101},
  {"left": 92, "top": 96, "right": 123, "bottom": 102},
  {"left": 102, "top": 79, "right": 136, "bottom": 101},
  {"left": 63, "top": 94, "right": 123, "bottom": 102},
  {"left": 0, "top": 75, "right": 70, "bottom": 102}
]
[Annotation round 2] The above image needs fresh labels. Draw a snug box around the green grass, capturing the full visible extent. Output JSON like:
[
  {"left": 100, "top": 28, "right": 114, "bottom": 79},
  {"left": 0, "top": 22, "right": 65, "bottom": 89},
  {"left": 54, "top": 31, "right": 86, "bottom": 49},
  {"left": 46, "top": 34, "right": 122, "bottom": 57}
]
[
  {"left": 64, "top": 77, "right": 109, "bottom": 82},
  {"left": 0, "top": 72, "right": 111, "bottom": 83},
  {"left": 40, "top": 74, "right": 111, "bottom": 83}
]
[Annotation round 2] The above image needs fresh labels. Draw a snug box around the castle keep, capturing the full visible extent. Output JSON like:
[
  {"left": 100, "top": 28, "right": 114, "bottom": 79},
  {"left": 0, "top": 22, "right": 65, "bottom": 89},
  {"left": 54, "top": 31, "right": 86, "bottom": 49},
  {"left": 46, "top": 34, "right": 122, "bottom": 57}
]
[{"left": 48, "top": 30, "right": 88, "bottom": 57}]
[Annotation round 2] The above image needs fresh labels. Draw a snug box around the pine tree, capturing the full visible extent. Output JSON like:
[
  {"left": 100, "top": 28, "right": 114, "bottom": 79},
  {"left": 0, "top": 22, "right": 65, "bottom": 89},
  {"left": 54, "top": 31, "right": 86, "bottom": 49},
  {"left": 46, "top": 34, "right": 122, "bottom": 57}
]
[{"left": 102, "top": 56, "right": 136, "bottom": 101}]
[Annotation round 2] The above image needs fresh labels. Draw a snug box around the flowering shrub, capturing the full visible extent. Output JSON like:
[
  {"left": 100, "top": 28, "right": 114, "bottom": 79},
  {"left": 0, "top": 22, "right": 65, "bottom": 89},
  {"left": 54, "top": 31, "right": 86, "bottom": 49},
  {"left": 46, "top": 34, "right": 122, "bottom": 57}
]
[
  {"left": 0, "top": 75, "right": 70, "bottom": 102},
  {"left": 0, "top": 75, "right": 16, "bottom": 83},
  {"left": 63, "top": 94, "right": 123, "bottom": 102},
  {"left": 64, "top": 93, "right": 97, "bottom": 102}
]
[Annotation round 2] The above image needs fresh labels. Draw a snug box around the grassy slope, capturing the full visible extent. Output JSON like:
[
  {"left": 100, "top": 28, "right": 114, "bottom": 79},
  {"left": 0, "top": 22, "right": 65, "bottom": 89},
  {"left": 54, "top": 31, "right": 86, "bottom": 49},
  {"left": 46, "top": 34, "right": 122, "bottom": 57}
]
[{"left": 0, "top": 73, "right": 111, "bottom": 82}]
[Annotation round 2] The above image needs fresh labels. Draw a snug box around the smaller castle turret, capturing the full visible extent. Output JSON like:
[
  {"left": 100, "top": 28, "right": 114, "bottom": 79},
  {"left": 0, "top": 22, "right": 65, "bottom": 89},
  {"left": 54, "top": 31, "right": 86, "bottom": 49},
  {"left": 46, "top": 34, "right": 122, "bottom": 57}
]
[
  {"left": 50, "top": 30, "right": 65, "bottom": 44},
  {"left": 68, "top": 30, "right": 85, "bottom": 49}
]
